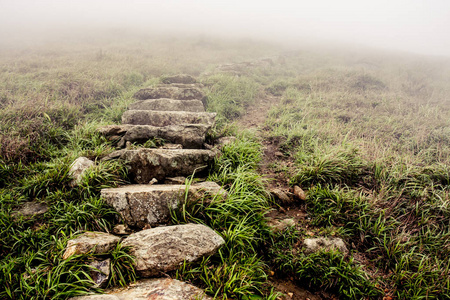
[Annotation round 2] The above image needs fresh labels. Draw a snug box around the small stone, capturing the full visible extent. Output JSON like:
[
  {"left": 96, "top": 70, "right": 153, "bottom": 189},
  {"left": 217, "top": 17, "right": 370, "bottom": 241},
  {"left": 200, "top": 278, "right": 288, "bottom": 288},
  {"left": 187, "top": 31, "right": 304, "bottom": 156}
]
[
  {"left": 287, "top": 292, "right": 294, "bottom": 298},
  {"left": 63, "top": 232, "right": 120, "bottom": 259},
  {"left": 89, "top": 259, "right": 110, "bottom": 288},
  {"left": 267, "top": 218, "right": 296, "bottom": 232},
  {"left": 294, "top": 186, "right": 307, "bottom": 201},
  {"left": 271, "top": 188, "right": 294, "bottom": 205},
  {"left": 274, "top": 151, "right": 284, "bottom": 157},
  {"left": 149, "top": 178, "right": 158, "bottom": 185},
  {"left": 161, "top": 74, "right": 197, "bottom": 84},
  {"left": 303, "top": 237, "right": 348, "bottom": 255},
  {"left": 112, "top": 224, "right": 132, "bottom": 235},
  {"left": 69, "top": 157, "right": 94, "bottom": 187},
  {"left": 12, "top": 202, "right": 48, "bottom": 217}
]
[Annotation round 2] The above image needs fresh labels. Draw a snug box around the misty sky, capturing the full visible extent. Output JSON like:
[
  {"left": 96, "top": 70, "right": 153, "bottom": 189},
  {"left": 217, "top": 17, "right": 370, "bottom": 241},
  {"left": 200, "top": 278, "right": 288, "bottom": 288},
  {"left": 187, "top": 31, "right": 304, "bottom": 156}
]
[{"left": 1, "top": 0, "right": 449, "bottom": 56}]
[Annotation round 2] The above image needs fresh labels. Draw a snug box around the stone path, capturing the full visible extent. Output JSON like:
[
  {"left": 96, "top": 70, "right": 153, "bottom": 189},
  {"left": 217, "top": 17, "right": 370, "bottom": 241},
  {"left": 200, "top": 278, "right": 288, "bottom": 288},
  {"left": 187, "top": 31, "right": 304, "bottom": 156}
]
[{"left": 67, "top": 74, "right": 225, "bottom": 299}]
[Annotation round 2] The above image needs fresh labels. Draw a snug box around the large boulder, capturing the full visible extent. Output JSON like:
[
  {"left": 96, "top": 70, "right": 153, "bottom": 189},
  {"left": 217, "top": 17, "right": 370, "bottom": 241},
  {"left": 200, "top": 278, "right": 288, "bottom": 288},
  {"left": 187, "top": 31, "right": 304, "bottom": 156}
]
[
  {"left": 62, "top": 232, "right": 120, "bottom": 259},
  {"left": 133, "top": 86, "right": 204, "bottom": 101},
  {"left": 122, "top": 224, "right": 225, "bottom": 276},
  {"left": 71, "top": 278, "right": 212, "bottom": 300},
  {"left": 69, "top": 157, "right": 95, "bottom": 187},
  {"left": 118, "top": 148, "right": 216, "bottom": 183},
  {"left": 129, "top": 99, "right": 204, "bottom": 112},
  {"left": 101, "top": 182, "right": 226, "bottom": 228},
  {"left": 161, "top": 74, "right": 197, "bottom": 84},
  {"left": 122, "top": 110, "right": 216, "bottom": 127}
]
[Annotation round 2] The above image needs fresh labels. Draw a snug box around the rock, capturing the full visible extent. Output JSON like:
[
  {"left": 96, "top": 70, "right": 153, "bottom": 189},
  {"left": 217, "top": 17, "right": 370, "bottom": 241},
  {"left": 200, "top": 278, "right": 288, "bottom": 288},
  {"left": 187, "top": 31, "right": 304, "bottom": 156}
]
[
  {"left": 112, "top": 224, "right": 132, "bottom": 235},
  {"left": 159, "top": 143, "right": 182, "bottom": 149},
  {"left": 101, "top": 182, "right": 226, "bottom": 228},
  {"left": 89, "top": 259, "right": 110, "bottom": 288},
  {"left": 133, "top": 86, "right": 204, "bottom": 101},
  {"left": 293, "top": 185, "right": 307, "bottom": 201},
  {"left": 62, "top": 232, "right": 120, "bottom": 259},
  {"left": 303, "top": 237, "right": 348, "bottom": 255},
  {"left": 98, "top": 125, "right": 134, "bottom": 136},
  {"left": 71, "top": 278, "right": 212, "bottom": 300},
  {"left": 164, "top": 176, "right": 186, "bottom": 184},
  {"left": 69, "top": 157, "right": 95, "bottom": 187},
  {"left": 267, "top": 218, "right": 296, "bottom": 232},
  {"left": 122, "top": 110, "right": 216, "bottom": 127},
  {"left": 101, "top": 149, "right": 127, "bottom": 162},
  {"left": 274, "top": 151, "right": 284, "bottom": 157},
  {"left": 118, "top": 148, "right": 215, "bottom": 183},
  {"left": 122, "top": 224, "right": 225, "bottom": 276},
  {"left": 12, "top": 202, "right": 48, "bottom": 217},
  {"left": 129, "top": 99, "right": 204, "bottom": 112},
  {"left": 215, "top": 136, "right": 236, "bottom": 148},
  {"left": 271, "top": 188, "right": 294, "bottom": 205},
  {"left": 110, "top": 124, "right": 210, "bottom": 149},
  {"left": 161, "top": 74, "right": 197, "bottom": 84}
]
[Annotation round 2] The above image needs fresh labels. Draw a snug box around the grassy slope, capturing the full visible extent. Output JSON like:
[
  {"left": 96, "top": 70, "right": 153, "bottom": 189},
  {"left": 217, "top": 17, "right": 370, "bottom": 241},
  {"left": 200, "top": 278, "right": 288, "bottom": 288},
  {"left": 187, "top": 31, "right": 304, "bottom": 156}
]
[{"left": 1, "top": 32, "right": 450, "bottom": 299}]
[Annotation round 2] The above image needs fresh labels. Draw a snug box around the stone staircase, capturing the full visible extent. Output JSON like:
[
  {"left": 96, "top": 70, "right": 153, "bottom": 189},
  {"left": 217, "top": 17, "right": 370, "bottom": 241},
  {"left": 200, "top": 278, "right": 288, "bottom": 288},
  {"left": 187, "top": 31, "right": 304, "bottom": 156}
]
[{"left": 68, "top": 75, "right": 225, "bottom": 299}]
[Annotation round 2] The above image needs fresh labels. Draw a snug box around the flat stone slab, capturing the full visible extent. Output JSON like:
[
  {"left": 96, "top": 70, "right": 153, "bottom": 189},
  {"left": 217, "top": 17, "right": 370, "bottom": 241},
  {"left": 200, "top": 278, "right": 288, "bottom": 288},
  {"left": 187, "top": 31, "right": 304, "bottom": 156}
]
[
  {"left": 122, "top": 110, "right": 216, "bottom": 127},
  {"left": 98, "top": 124, "right": 210, "bottom": 149},
  {"left": 118, "top": 148, "right": 215, "bottom": 184},
  {"left": 161, "top": 74, "right": 197, "bottom": 84},
  {"left": 129, "top": 99, "right": 204, "bottom": 112},
  {"left": 122, "top": 224, "right": 225, "bottom": 276},
  {"left": 101, "top": 182, "right": 225, "bottom": 228},
  {"left": 71, "top": 278, "right": 212, "bottom": 300},
  {"left": 63, "top": 232, "right": 120, "bottom": 259},
  {"left": 133, "top": 86, "right": 204, "bottom": 101}
]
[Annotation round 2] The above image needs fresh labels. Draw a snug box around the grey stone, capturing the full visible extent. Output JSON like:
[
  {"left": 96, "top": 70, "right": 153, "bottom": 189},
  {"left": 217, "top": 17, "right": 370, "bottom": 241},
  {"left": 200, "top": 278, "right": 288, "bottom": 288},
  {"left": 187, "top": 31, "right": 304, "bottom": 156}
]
[
  {"left": 122, "top": 224, "right": 225, "bottom": 276},
  {"left": 101, "top": 124, "right": 210, "bottom": 149},
  {"left": 129, "top": 99, "right": 204, "bottom": 112},
  {"left": 71, "top": 278, "right": 212, "bottom": 300},
  {"left": 303, "top": 237, "right": 348, "bottom": 255},
  {"left": 62, "top": 232, "right": 120, "bottom": 259},
  {"left": 294, "top": 185, "right": 307, "bottom": 201},
  {"left": 112, "top": 224, "right": 132, "bottom": 235},
  {"left": 118, "top": 148, "right": 216, "bottom": 183},
  {"left": 133, "top": 86, "right": 204, "bottom": 101},
  {"left": 161, "top": 74, "right": 197, "bottom": 84},
  {"left": 122, "top": 110, "right": 216, "bottom": 127},
  {"left": 267, "top": 218, "right": 296, "bottom": 232},
  {"left": 101, "top": 182, "right": 226, "bottom": 228},
  {"left": 270, "top": 188, "right": 294, "bottom": 205},
  {"left": 159, "top": 143, "right": 182, "bottom": 149},
  {"left": 12, "top": 202, "right": 48, "bottom": 217},
  {"left": 89, "top": 259, "right": 110, "bottom": 288},
  {"left": 69, "top": 157, "right": 94, "bottom": 187}
]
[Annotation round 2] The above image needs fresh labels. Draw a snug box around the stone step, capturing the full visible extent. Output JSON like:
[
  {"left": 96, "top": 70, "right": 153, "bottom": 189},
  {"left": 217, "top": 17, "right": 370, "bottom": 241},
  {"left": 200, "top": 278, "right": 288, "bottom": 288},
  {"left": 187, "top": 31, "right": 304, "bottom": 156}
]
[
  {"left": 161, "top": 74, "right": 197, "bottom": 84},
  {"left": 129, "top": 98, "right": 204, "bottom": 112},
  {"left": 116, "top": 148, "right": 216, "bottom": 183},
  {"left": 122, "top": 224, "right": 224, "bottom": 277},
  {"left": 71, "top": 278, "right": 212, "bottom": 300},
  {"left": 122, "top": 110, "right": 216, "bottom": 127},
  {"left": 99, "top": 124, "right": 209, "bottom": 149},
  {"left": 101, "top": 182, "right": 226, "bottom": 228},
  {"left": 133, "top": 86, "right": 204, "bottom": 100}
]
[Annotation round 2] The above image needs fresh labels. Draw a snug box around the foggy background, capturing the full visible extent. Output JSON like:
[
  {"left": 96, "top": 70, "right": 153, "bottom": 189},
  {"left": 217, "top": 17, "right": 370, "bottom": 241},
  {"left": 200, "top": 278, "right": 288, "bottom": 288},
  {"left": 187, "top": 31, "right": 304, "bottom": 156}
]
[{"left": 1, "top": 0, "right": 449, "bottom": 57}]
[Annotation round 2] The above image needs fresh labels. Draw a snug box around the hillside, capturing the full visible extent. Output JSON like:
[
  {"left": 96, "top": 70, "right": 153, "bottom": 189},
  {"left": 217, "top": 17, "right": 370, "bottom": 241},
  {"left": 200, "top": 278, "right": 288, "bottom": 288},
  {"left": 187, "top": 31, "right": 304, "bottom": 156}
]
[{"left": 1, "top": 32, "right": 450, "bottom": 299}]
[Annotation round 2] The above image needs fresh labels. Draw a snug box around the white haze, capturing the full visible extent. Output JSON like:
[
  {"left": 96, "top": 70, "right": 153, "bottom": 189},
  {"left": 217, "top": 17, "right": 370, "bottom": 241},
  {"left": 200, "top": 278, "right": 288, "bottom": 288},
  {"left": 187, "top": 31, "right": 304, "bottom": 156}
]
[{"left": 0, "top": 0, "right": 449, "bottom": 57}]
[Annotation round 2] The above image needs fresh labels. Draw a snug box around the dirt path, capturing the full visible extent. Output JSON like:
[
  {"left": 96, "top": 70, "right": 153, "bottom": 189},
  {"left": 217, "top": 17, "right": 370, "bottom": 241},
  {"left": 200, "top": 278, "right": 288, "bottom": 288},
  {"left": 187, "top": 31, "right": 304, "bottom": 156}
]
[{"left": 237, "top": 91, "right": 328, "bottom": 300}]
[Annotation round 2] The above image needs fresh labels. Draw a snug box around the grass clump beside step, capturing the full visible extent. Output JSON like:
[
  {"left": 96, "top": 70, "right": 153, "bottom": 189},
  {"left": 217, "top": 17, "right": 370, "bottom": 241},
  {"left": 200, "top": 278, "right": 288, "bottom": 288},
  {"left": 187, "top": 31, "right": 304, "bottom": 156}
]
[{"left": 172, "top": 135, "right": 279, "bottom": 299}]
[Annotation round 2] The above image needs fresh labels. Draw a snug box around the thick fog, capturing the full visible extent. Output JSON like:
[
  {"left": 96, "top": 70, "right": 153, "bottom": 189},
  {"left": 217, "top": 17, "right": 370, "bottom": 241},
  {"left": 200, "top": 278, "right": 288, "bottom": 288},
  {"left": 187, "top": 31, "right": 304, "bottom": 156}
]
[{"left": 1, "top": 0, "right": 449, "bottom": 56}]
